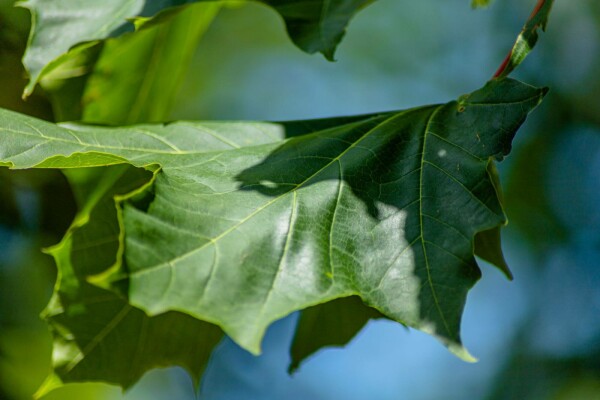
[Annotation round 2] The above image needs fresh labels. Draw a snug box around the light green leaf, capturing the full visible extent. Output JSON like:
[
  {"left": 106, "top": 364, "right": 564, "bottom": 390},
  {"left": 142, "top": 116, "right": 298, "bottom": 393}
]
[
  {"left": 81, "top": 3, "right": 221, "bottom": 125},
  {"left": 38, "top": 2, "right": 219, "bottom": 124},
  {"left": 0, "top": 78, "right": 547, "bottom": 360},
  {"left": 20, "top": 0, "right": 376, "bottom": 96},
  {"left": 35, "top": 165, "right": 223, "bottom": 397},
  {"left": 18, "top": 0, "right": 140, "bottom": 98}
]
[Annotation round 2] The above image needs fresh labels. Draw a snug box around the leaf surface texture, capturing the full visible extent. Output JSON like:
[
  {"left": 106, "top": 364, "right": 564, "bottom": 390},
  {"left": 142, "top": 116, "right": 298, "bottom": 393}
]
[
  {"left": 36, "top": 166, "right": 222, "bottom": 397},
  {"left": 0, "top": 78, "right": 546, "bottom": 360}
]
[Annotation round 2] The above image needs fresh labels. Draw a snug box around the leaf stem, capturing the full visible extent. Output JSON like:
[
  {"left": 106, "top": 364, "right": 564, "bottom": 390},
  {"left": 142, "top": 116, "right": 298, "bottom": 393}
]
[{"left": 493, "top": 0, "right": 554, "bottom": 79}]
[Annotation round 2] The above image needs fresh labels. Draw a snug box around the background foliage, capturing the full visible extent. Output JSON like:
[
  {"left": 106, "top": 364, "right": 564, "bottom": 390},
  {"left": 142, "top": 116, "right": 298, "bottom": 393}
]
[{"left": 1, "top": 0, "right": 599, "bottom": 399}]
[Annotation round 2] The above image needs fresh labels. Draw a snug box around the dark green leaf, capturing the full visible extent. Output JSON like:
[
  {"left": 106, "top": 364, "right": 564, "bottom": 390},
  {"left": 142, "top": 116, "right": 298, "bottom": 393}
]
[
  {"left": 290, "top": 296, "right": 384, "bottom": 373},
  {"left": 503, "top": 126, "right": 569, "bottom": 252},
  {"left": 488, "top": 347, "right": 600, "bottom": 400},
  {"left": 0, "top": 78, "right": 547, "bottom": 361},
  {"left": 35, "top": 166, "right": 222, "bottom": 397},
  {"left": 474, "top": 227, "right": 511, "bottom": 279},
  {"left": 0, "top": 3, "right": 53, "bottom": 119},
  {"left": 473, "top": 160, "right": 512, "bottom": 279},
  {"left": 261, "top": 0, "right": 375, "bottom": 61}
]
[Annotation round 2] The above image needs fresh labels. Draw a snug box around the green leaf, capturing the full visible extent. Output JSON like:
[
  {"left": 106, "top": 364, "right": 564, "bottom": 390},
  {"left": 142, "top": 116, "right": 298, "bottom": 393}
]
[
  {"left": 35, "top": 165, "right": 222, "bottom": 397},
  {"left": 38, "top": 44, "right": 102, "bottom": 122},
  {"left": 290, "top": 296, "right": 385, "bottom": 373},
  {"left": 80, "top": 3, "right": 221, "bottom": 125},
  {"left": 18, "top": 0, "right": 138, "bottom": 98},
  {"left": 494, "top": 0, "right": 555, "bottom": 78},
  {"left": 19, "top": 0, "right": 376, "bottom": 96},
  {"left": 504, "top": 131, "right": 569, "bottom": 251},
  {"left": 474, "top": 227, "right": 511, "bottom": 279},
  {"left": 0, "top": 78, "right": 547, "bottom": 361},
  {"left": 473, "top": 160, "right": 512, "bottom": 279},
  {"left": 261, "top": 0, "right": 375, "bottom": 61}
]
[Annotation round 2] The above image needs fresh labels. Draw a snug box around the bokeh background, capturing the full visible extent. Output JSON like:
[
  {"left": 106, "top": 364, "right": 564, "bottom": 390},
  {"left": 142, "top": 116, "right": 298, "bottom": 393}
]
[{"left": 1, "top": 0, "right": 599, "bottom": 399}]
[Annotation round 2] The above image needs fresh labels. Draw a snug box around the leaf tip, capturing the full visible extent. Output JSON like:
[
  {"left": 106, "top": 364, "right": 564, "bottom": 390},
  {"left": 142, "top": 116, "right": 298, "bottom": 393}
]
[
  {"left": 287, "top": 362, "right": 300, "bottom": 375},
  {"left": 533, "top": 85, "right": 550, "bottom": 108},
  {"left": 493, "top": 259, "right": 514, "bottom": 281},
  {"left": 246, "top": 342, "right": 263, "bottom": 357},
  {"left": 449, "top": 343, "right": 478, "bottom": 363},
  {"left": 541, "top": 86, "right": 550, "bottom": 98},
  {"left": 322, "top": 48, "right": 337, "bottom": 62},
  {"left": 21, "top": 79, "right": 37, "bottom": 99}
]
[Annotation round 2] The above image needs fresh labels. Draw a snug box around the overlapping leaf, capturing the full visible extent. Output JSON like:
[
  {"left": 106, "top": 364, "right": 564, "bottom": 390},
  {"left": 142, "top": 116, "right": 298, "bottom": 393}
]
[
  {"left": 29, "top": 5, "right": 243, "bottom": 395},
  {"left": 19, "top": 0, "right": 376, "bottom": 96},
  {"left": 290, "top": 296, "right": 384, "bottom": 372},
  {"left": 0, "top": 78, "right": 546, "bottom": 361},
  {"left": 35, "top": 165, "right": 223, "bottom": 397}
]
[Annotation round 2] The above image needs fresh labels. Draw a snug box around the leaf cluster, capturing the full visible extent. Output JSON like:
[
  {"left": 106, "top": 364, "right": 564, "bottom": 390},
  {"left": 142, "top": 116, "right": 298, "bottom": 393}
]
[{"left": 0, "top": 0, "right": 554, "bottom": 396}]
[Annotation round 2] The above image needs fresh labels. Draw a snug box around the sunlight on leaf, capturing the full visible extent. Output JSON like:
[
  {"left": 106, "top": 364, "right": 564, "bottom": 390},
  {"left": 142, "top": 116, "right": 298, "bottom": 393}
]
[{"left": 0, "top": 78, "right": 546, "bottom": 363}]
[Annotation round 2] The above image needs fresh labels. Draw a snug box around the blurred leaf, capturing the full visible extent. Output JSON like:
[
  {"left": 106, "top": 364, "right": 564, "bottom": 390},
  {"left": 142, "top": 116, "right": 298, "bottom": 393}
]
[
  {"left": 0, "top": 329, "right": 53, "bottom": 400},
  {"left": 36, "top": 165, "right": 223, "bottom": 397},
  {"left": 20, "top": 0, "right": 377, "bottom": 96},
  {"left": 503, "top": 97, "right": 570, "bottom": 252},
  {"left": 0, "top": 3, "right": 52, "bottom": 119},
  {"left": 487, "top": 349, "right": 600, "bottom": 400},
  {"left": 80, "top": 3, "right": 220, "bottom": 125},
  {"left": 39, "top": 45, "right": 102, "bottom": 123},
  {"left": 289, "top": 296, "right": 384, "bottom": 373},
  {"left": 0, "top": 168, "right": 76, "bottom": 238},
  {"left": 0, "top": 78, "right": 546, "bottom": 364},
  {"left": 471, "top": 0, "right": 492, "bottom": 8}
]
